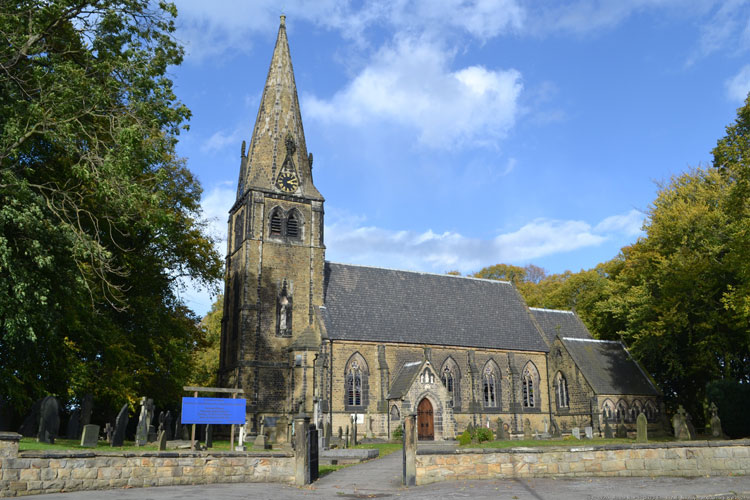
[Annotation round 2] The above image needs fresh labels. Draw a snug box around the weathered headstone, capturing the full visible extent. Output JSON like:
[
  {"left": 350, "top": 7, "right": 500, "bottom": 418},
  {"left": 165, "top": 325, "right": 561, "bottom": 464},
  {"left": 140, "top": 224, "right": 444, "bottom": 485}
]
[
  {"left": 80, "top": 394, "right": 94, "bottom": 427},
  {"left": 158, "top": 411, "right": 165, "bottom": 434},
  {"left": 615, "top": 415, "right": 627, "bottom": 438},
  {"left": 164, "top": 411, "right": 173, "bottom": 441},
  {"left": 337, "top": 426, "right": 343, "bottom": 439},
  {"left": 523, "top": 418, "right": 532, "bottom": 440},
  {"left": 19, "top": 399, "right": 43, "bottom": 437},
  {"left": 603, "top": 419, "right": 613, "bottom": 438},
  {"left": 572, "top": 427, "right": 581, "bottom": 440},
  {"left": 205, "top": 424, "right": 213, "bottom": 448},
  {"left": 685, "top": 411, "right": 696, "bottom": 440},
  {"left": 495, "top": 417, "right": 505, "bottom": 440},
  {"left": 345, "top": 425, "right": 350, "bottom": 448},
  {"left": 236, "top": 425, "right": 247, "bottom": 451},
  {"left": 584, "top": 426, "right": 593, "bottom": 439},
  {"left": 173, "top": 411, "right": 181, "bottom": 441},
  {"left": 38, "top": 396, "right": 61, "bottom": 444},
  {"left": 709, "top": 402, "right": 723, "bottom": 438},
  {"left": 136, "top": 397, "right": 150, "bottom": 445},
  {"left": 80, "top": 424, "right": 100, "bottom": 447},
  {"left": 674, "top": 405, "right": 694, "bottom": 441},
  {"left": 157, "top": 430, "right": 167, "bottom": 451},
  {"left": 104, "top": 422, "right": 114, "bottom": 443},
  {"left": 66, "top": 408, "right": 81, "bottom": 440},
  {"left": 254, "top": 433, "right": 270, "bottom": 449},
  {"left": 672, "top": 405, "right": 684, "bottom": 438},
  {"left": 636, "top": 412, "right": 648, "bottom": 443},
  {"left": 111, "top": 403, "right": 129, "bottom": 447}
]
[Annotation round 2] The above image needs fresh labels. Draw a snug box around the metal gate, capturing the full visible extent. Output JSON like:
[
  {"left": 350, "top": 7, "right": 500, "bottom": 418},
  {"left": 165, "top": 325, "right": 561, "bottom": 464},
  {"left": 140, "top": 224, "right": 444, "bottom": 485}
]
[{"left": 308, "top": 423, "right": 319, "bottom": 482}]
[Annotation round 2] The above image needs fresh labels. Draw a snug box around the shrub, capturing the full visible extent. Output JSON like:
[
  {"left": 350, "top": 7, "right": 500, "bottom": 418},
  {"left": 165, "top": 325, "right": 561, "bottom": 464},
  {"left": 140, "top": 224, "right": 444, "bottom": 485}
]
[
  {"left": 458, "top": 429, "right": 472, "bottom": 446},
  {"left": 475, "top": 427, "right": 493, "bottom": 443},
  {"left": 392, "top": 424, "right": 403, "bottom": 440}
]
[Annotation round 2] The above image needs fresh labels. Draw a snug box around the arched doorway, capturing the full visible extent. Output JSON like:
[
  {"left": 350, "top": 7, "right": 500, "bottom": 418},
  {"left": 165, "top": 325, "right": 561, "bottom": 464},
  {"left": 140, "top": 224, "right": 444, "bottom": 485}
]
[{"left": 417, "top": 398, "right": 434, "bottom": 440}]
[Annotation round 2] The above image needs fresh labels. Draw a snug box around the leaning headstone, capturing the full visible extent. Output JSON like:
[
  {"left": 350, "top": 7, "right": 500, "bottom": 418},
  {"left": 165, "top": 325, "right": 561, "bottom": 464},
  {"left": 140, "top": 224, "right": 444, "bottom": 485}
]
[
  {"left": 205, "top": 424, "right": 213, "bottom": 448},
  {"left": 572, "top": 427, "right": 581, "bottom": 440},
  {"left": 38, "top": 396, "right": 61, "bottom": 444},
  {"left": 584, "top": 426, "right": 593, "bottom": 439},
  {"left": 104, "top": 422, "right": 114, "bottom": 443},
  {"left": 523, "top": 419, "right": 532, "bottom": 440},
  {"left": 636, "top": 412, "right": 648, "bottom": 443},
  {"left": 495, "top": 417, "right": 506, "bottom": 440},
  {"left": 66, "top": 408, "right": 82, "bottom": 440},
  {"left": 709, "top": 402, "right": 723, "bottom": 438},
  {"left": 615, "top": 415, "right": 627, "bottom": 438},
  {"left": 19, "top": 399, "right": 43, "bottom": 437},
  {"left": 111, "top": 403, "right": 129, "bottom": 447},
  {"left": 164, "top": 411, "right": 173, "bottom": 441},
  {"left": 157, "top": 430, "right": 167, "bottom": 451},
  {"left": 603, "top": 419, "right": 614, "bottom": 439},
  {"left": 80, "top": 394, "right": 94, "bottom": 427},
  {"left": 80, "top": 424, "right": 100, "bottom": 447},
  {"left": 136, "top": 397, "right": 150, "bottom": 445}
]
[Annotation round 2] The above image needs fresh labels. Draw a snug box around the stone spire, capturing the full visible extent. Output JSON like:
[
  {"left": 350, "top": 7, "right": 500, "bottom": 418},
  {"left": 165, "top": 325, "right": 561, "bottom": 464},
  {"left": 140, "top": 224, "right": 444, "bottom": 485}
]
[{"left": 240, "top": 16, "right": 322, "bottom": 200}]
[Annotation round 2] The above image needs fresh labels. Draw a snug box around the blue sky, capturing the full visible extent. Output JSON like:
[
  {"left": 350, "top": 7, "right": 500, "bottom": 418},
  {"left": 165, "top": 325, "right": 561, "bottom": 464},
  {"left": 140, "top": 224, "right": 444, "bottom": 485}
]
[{"left": 169, "top": 0, "right": 750, "bottom": 315}]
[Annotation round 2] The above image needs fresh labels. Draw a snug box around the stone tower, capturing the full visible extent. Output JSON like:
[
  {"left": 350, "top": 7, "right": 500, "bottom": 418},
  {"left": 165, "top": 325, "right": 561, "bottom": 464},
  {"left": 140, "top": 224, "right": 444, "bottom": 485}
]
[{"left": 219, "top": 16, "right": 325, "bottom": 432}]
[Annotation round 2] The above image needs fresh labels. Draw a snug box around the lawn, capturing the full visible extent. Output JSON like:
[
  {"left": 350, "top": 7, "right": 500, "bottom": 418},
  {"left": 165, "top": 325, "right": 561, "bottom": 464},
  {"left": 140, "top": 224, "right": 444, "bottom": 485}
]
[
  {"left": 18, "top": 438, "right": 236, "bottom": 452},
  {"left": 460, "top": 435, "right": 676, "bottom": 448}
]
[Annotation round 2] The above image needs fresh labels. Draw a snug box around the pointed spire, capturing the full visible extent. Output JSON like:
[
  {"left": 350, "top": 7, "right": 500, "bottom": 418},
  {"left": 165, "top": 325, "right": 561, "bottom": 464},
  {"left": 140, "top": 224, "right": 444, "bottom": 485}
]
[{"left": 241, "top": 16, "right": 322, "bottom": 200}]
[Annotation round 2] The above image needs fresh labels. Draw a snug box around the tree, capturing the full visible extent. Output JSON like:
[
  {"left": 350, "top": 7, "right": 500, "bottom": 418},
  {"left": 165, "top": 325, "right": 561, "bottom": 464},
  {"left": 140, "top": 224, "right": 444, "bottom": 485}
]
[
  {"left": 189, "top": 295, "right": 223, "bottom": 389},
  {"left": 0, "top": 0, "right": 222, "bottom": 424}
]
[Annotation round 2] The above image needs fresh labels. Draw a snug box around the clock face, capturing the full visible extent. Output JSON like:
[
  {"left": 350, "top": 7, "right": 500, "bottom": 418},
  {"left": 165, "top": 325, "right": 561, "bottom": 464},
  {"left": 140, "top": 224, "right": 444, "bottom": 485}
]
[{"left": 276, "top": 172, "right": 299, "bottom": 193}]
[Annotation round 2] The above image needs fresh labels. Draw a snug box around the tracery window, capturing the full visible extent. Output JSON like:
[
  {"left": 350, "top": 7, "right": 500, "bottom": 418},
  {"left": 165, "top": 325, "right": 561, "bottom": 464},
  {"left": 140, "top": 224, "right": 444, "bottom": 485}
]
[
  {"left": 483, "top": 361, "right": 499, "bottom": 408},
  {"left": 344, "top": 353, "right": 368, "bottom": 409},
  {"left": 555, "top": 371, "right": 569, "bottom": 408},
  {"left": 602, "top": 399, "right": 615, "bottom": 422},
  {"left": 390, "top": 405, "right": 400, "bottom": 421},
  {"left": 441, "top": 357, "right": 460, "bottom": 409},
  {"left": 616, "top": 399, "right": 628, "bottom": 422},
  {"left": 420, "top": 368, "right": 434, "bottom": 384},
  {"left": 644, "top": 400, "right": 657, "bottom": 422},
  {"left": 522, "top": 362, "right": 539, "bottom": 408}
]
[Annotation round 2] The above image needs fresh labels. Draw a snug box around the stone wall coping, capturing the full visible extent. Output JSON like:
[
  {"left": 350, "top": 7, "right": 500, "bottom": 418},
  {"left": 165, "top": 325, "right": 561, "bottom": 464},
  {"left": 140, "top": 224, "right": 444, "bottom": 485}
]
[
  {"left": 0, "top": 432, "right": 21, "bottom": 442},
  {"left": 417, "top": 439, "right": 750, "bottom": 455},
  {"left": 17, "top": 450, "right": 293, "bottom": 459}
]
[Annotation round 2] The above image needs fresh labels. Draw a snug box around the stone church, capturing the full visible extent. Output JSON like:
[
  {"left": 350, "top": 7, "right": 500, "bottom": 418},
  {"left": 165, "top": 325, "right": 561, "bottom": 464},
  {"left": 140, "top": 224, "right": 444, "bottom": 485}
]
[{"left": 219, "top": 17, "right": 663, "bottom": 441}]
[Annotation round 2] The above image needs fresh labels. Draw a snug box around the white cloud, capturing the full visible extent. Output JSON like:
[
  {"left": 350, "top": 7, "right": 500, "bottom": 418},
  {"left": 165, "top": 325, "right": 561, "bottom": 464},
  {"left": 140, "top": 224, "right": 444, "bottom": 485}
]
[
  {"left": 201, "top": 128, "right": 244, "bottom": 153},
  {"left": 727, "top": 64, "right": 750, "bottom": 102},
  {"left": 201, "top": 182, "right": 235, "bottom": 251},
  {"left": 324, "top": 209, "right": 644, "bottom": 274},
  {"left": 305, "top": 37, "right": 523, "bottom": 148}
]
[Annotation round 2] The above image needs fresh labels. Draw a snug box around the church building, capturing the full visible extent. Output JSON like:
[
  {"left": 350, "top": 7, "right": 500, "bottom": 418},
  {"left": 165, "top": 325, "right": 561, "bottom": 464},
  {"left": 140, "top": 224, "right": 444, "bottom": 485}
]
[{"left": 219, "top": 17, "right": 663, "bottom": 441}]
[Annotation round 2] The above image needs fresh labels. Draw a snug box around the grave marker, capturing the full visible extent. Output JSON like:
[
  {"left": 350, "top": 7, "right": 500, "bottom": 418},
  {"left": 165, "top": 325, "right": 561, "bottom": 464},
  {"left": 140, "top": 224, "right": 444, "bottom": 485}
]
[{"left": 80, "top": 424, "right": 99, "bottom": 447}]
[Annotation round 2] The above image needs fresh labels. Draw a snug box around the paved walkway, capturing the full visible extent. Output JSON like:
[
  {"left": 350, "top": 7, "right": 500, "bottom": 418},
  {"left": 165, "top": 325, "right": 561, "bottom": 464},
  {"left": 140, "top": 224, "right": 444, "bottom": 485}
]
[{"left": 19, "top": 449, "right": 750, "bottom": 499}]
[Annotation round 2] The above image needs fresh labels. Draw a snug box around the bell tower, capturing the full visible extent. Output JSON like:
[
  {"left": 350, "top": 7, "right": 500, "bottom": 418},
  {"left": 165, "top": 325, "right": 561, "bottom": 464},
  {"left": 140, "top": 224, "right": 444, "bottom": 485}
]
[{"left": 219, "top": 16, "right": 325, "bottom": 430}]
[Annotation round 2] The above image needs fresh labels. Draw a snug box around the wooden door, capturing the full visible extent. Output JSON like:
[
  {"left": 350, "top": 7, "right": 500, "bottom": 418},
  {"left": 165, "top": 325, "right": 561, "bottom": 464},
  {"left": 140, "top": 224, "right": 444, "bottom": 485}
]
[{"left": 417, "top": 398, "right": 434, "bottom": 440}]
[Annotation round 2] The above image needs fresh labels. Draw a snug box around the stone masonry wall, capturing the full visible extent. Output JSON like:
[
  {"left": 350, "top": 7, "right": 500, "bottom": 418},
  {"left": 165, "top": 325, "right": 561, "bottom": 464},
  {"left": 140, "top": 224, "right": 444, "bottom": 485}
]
[
  {"left": 0, "top": 448, "right": 294, "bottom": 497},
  {"left": 415, "top": 440, "right": 750, "bottom": 485}
]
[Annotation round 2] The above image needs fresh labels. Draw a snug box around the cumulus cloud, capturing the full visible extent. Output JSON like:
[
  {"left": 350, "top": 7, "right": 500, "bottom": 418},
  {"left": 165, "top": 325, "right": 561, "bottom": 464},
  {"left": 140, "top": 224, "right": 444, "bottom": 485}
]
[
  {"left": 305, "top": 37, "right": 523, "bottom": 148},
  {"left": 201, "top": 128, "right": 244, "bottom": 153},
  {"left": 324, "top": 209, "right": 645, "bottom": 274},
  {"left": 727, "top": 64, "right": 750, "bottom": 101}
]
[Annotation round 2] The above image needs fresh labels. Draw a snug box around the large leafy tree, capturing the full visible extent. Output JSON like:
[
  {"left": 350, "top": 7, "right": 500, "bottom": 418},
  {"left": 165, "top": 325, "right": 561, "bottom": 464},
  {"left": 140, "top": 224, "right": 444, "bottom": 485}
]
[{"left": 0, "top": 0, "right": 222, "bottom": 424}]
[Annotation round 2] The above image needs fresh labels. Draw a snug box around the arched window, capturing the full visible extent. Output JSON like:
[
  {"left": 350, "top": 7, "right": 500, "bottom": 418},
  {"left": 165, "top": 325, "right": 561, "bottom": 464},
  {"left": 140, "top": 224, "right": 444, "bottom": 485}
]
[
  {"left": 390, "top": 405, "right": 400, "bottom": 421},
  {"left": 645, "top": 400, "right": 657, "bottom": 422},
  {"left": 441, "top": 357, "right": 460, "bottom": 409},
  {"left": 270, "top": 209, "right": 282, "bottom": 236},
  {"left": 286, "top": 211, "right": 300, "bottom": 238},
  {"left": 344, "top": 353, "right": 368, "bottom": 410},
  {"left": 483, "top": 361, "right": 499, "bottom": 408},
  {"left": 602, "top": 399, "right": 615, "bottom": 422},
  {"left": 555, "top": 372, "right": 569, "bottom": 408},
  {"left": 616, "top": 400, "right": 628, "bottom": 422},
  {"left": 522, "top": 362, "right": 540, "bottom": 408},
  {"left": 419, "top": 368, "right": 434, "bottom": 384},
  {"left": 632, "top": 400, "right": 643, "bottom": 420}
]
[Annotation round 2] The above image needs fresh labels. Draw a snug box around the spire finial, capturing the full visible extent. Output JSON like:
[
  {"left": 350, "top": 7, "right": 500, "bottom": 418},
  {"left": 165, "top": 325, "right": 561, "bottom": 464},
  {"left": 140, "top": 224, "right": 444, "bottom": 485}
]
[{"left": 280, "top": 14, "right": 286, "bottom": 27}]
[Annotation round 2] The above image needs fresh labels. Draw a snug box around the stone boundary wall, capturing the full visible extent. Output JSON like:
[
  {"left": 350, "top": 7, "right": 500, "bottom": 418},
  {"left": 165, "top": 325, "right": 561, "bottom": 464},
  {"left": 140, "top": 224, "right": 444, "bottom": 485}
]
[
  {"left": 416, "top": 439, "right": 750, "bottom": 485},
  {"left": 0, "top": 432, "right": 294, "bottom": 498}
]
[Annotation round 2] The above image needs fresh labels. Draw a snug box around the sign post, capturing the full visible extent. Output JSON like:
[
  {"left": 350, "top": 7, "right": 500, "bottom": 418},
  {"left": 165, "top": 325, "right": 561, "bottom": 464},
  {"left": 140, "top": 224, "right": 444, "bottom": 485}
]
[{"left": 182, "top": 386, "right": 245, "bottom": 451}]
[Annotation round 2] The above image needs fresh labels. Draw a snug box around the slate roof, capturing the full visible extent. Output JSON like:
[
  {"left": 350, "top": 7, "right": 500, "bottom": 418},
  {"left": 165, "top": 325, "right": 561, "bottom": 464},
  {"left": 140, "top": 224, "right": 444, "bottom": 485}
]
[
  {"left": 321, "top": 262, "right": 548, "bottom": 352},
  {"left": 561, "top": 338, "right": 660, "bottom": 396},
  {"left": 386, "top": 361, "right": 425, "bottom": 400},
  {"left": 530, "top": 307, "right": 593, "bottom": 344}
]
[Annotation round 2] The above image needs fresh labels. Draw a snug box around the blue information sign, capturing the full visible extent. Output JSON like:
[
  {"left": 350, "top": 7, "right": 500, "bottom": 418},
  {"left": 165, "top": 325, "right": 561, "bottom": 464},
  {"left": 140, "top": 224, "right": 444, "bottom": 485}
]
[{"left": 181, "top": 397, "right": 246, "bottom": 425}]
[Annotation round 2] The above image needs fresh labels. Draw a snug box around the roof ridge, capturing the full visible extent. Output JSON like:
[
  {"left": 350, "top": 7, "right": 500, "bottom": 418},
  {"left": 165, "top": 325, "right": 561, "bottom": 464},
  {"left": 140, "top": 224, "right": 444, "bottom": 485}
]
[
  {"left": 529, "top": 307, "right": 574, "bottom": 314},
  {"left": 562, "top": 337, "right": 617, "bottom": 343},
  {"left": 325, "top": 261, "right": 512, "bottom": 285}
]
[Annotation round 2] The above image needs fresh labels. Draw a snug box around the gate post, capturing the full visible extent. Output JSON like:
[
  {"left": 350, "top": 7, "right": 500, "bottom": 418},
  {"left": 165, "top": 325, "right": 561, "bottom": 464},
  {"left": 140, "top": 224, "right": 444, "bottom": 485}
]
[
  {"left": 294, "top": 413, "right": 311, "bottom": 486},
  {"left": 403, "top": 412, "right": 417, "bottom": 486}
]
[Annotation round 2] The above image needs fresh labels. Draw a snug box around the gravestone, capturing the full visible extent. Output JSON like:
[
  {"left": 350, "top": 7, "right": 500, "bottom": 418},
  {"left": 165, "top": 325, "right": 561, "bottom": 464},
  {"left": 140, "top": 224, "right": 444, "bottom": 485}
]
[
  {"left": 572, "top": 427, "right": 581, "bottom": 439},
  {"left": 345, "top": 425, "right": 350, "bottom": 448},
  {"left": 685, "top": 411, "right": 696, "bottom": 440},
  {"left": 254, "top": 433, "right": 270, "bottom": 449},
  {"left": 19, "top": 399, "right": 43, "bottom": 437},
  {"left": 495, "top": 417, "right": 505, "bottom": 440},
  {"left": 276, "top": 415, "right": 288, "bottom": 444},
  {"left": 38, "top": 396, "right": 61, "bottom": 444},
  {"left": 111, "top": 403, "right": 129, "bottom": 447},
  {"left": 104, "top": 422, "right": 114, "bottom": 443},
  {"left": 158, "top": 411, "right": 166, "bottom": 434},
  {"left": 674, "top": 405, "right": 694, "bottom": 440},
  {"left": 584, "top": 426, "right": 593, "bottom": 439},
  {"left": 603, "top": 419, "right": 613, "bottom": 438},
  {"left": 157, "top": 430, "right": 167, "bottom": 451},
  {"left": 523, "top": 419, "right": 532, "bottom": 440},
  {"left": 205, "top": 424, "right": 213, "bottom": 448},
  {"left": 80, "top": 424, "right": 100, "bottom": 447},
  {"left": 173, "top": 411, "right": 181, "bottom": 441},
  {"left": 709, "top": 402, "right": 723, "bottom": 438},
  {"left": 236, "top": 425, "right": 247, "bottom": 451},
  {"left": 136, "top": 397, "right": 150, "bottom": 445},
  {"left": 550, "top": 418, "right": 561, "bottom": 438},
  {"left": 615, "top": 415, "right": 627, "bottom": 438},
  {"left": 672, "top": 405, "right": 685, "bottom": 438},
  {"left": 164, "top": 411, "right": 173, "bottom": 441},
  {"left": 80, "top": 394, "right": 93, "bottom": 427},
  {"left": 337, "top": 426, "right": 343, "bottom": 439},
  {"left": 66, "top": 408, "right": 81, "bottom": 439},
  {"left": 636, "top": 412, "right": 648, "bottom": 443}
]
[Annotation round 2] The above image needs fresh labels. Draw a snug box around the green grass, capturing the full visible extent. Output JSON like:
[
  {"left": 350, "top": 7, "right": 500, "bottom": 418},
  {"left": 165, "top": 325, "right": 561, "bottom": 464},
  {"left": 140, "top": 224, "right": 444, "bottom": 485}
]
[
  {"left": 352, "top": 442, "right": 402, "bottom": 456},
  {"left": 18, "top": 438, "right": 236, "bottom": 452},
  {"left": 460, "top": 436, "right": 676, "bottom": 448}
]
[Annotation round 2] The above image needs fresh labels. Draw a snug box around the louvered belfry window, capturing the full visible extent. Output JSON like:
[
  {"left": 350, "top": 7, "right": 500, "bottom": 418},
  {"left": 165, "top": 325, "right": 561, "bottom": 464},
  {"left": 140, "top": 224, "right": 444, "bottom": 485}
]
[
  {"left": 270, "top": 210, "right": 282, "bottom": 235},
  {"left": 286, "top": 212, "right": 299, "bottom": 238}
]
